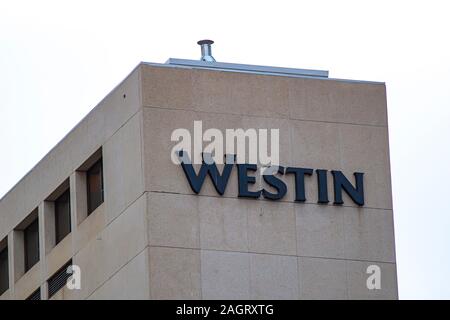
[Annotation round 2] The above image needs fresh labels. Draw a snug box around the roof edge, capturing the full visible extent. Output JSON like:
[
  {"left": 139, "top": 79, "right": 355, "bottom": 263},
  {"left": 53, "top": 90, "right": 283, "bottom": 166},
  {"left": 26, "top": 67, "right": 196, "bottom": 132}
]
[{"left": 166, "top": 58, "right": 328, "bottom": 78}]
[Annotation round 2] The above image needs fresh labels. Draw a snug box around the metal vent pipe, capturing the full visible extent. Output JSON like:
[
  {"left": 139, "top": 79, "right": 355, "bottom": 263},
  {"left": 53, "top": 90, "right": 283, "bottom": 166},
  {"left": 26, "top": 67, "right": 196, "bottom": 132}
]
[{"left": 197, "top": 39, "right": 216, "bottom": 62}]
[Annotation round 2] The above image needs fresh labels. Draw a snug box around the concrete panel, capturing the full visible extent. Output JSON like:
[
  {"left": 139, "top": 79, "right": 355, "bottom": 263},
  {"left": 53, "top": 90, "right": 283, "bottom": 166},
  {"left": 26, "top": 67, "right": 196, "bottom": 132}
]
[
  {"left": 290, "top": 120, "right": 341, "bottom": 170},
  {"left": 241, "top": 116, "right": 292, "bottom": 167},
  {"left": 11, "top": 230, "right": 25, "bottom": 282},
  {"left": 39, "top": 201, "right": 55, "bottom": 255},
  {"left": 142, "top": 107, "right": 243, "bottom": 197},
  {"left": 191, "top": 69, "right": 290, "bottom": 118},
  {"left": 141, "top": 65, "right": 194, "bottom": 111},
  {"left": 290, "top": 120, "right": 392, "bottom": 209},
  {"left": 296, "top": 204, "right": 346, "bottom": 259},
  {"left": 40, "top": 280, "right": 49, "bottom": 300},
  {"left": 288, "top": 78, "right": 387, "bottom": 126},
  {"left": 88, "top": 249, "right": 150, "bottom": 300},
  {"left": 149, "top": 247, "right": 201, "bottom": 299},
  {"left": 0, "top": 183, "right": 28, "bottom": 241},
  {"left": 298, "top": 257, "right": 347, "bottom": 299},
  {"left": 344, "top": 208, "right": 396, "bottom": 263},
  {"left": 7, "top": 232, "right": 14, "bottom": 297},
  {"left": 296, "top": 205, "right": 395, "bottom": 263},
  {"left": 346, "top": 260, "right": 398, "bottom": 299},
  {"left": 13, "top": 262, "right": 41, "bottom": 300},
  {"left": 73, "top": 194, "right": 148, "bottom": 299},
  {"left": 250, "top": 253, "right": 298, "bottom": 299},
  {"left": 70, "top": 171, "right": 88, "bottom": 226},
  {"left": 201, "top": 250, "right": 250, "bottom": 299},
  {"left": 103, "top": 111, "right": 144, "bottom": 223},
  {"left": 147, "top": 192, "right": 200, "bottom": 249},
  {"left": 45, "top": 233, "right": 73, "bottom": 279},
  {"left": 247, "top": 201, "right": 296, "bottom": 256},
  {"left": 141, "top": 65, "right": 291, "bottom": 119},
  {"left": 339, "top": 124, "right": 392, "bottom": 209},
  {"left": 199, "top": 197, "right": 248, "bottom": 252},
  {"left": 86, "top": 66, "right": 141, "bottom": 149},
  {"left": 74, "top": 202, "right": 106, "bottom": 255},
  {"left": 142, "top": 64, "right": 387, "bottom": 126},
  {"left": 44, "top": 234, "right": 73, "bottom": 279}
]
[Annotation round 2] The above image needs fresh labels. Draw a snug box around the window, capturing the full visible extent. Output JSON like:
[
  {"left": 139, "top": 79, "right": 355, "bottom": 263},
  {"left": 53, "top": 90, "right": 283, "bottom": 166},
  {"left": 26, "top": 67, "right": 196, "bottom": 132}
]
[
  {"left": 0, "top": 244, "right": 8, "bottom": 295},
  {"left": 48, "top": 260, "right": 72, "bottom": 298},
  {"left": 24, "top": 218, "right": 39, "bottom": 272},
  {"left": 87, "top": 158, "right": 104, "bottom": 214},
  {"left": 55, "top": 189, "right": 71, "bottom": 244}
]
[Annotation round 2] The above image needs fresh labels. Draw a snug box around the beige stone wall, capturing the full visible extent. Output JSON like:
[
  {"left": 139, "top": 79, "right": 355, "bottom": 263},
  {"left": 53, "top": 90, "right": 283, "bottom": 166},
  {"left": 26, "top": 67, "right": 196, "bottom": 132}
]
[
  {"left": 0, "top": 64, "right": 148, "bottom": 300},
  {"left": 0, "top": 62, "right": 396, "bottom": 300},
  {"left": 141, "top": 64, "right": 397, "bottom": 299}
]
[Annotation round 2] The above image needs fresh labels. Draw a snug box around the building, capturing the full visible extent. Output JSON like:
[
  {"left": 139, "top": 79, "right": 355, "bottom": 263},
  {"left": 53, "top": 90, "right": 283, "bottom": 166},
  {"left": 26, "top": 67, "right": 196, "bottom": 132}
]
[{"left": 0, "top": 42, "right": 397, "bottom": 300}]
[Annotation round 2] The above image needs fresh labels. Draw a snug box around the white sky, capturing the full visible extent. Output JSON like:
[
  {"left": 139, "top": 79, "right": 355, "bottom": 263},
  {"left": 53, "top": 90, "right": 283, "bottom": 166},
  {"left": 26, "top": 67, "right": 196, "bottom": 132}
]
[{"left": 1, "top": 0, "right": 449, "bottom": 299}]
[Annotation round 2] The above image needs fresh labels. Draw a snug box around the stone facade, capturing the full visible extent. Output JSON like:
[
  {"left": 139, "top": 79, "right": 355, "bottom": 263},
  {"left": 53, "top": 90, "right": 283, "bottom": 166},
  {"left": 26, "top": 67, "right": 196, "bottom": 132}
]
[{"left": 0, "top": 61, "right": 397, "bottom": 300}]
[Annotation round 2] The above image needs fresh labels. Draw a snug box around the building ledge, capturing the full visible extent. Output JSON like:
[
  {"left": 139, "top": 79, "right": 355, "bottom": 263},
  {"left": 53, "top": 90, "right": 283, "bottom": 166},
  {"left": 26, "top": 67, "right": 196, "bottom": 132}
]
[{"left": 165, "top": 58, "right": 329, "bottom": 78}]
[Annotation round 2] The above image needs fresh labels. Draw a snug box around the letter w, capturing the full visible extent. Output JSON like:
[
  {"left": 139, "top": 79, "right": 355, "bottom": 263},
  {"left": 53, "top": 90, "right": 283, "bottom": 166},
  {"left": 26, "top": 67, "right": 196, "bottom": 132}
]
[{"left": 178, "top": 151, "right": 233, "bottom": 195}]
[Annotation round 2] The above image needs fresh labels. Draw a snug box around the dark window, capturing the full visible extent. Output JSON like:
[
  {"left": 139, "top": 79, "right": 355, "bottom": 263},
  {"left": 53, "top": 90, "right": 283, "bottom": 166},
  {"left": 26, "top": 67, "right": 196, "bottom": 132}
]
[
  {"left": 26, "top": 288, "right": 41, "bottom": 300},
  {"left": 87, "top": 159, "right": 104, "bottom": 215},
  {"left": 0, "top": 246, "right": 8, "bottom": 295},
  {"left": 24, "top": 219, "right": 39, "bottom": 272},
  {"left": 48, "top": 260, "right": 72, "bottom": 298},
  {"left": 55, "top": 189, "right": 71, "bottom": 244}
]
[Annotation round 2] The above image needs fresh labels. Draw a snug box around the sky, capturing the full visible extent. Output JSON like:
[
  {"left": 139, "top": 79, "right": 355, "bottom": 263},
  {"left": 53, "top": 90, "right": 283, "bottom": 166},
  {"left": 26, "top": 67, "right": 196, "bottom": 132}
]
[{"left": 1, "top": 0, "right": 449, "bottom": 299}]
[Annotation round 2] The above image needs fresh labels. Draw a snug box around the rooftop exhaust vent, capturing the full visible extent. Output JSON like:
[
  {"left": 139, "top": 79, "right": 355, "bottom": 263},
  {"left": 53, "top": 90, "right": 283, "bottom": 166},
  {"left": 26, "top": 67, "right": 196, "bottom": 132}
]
[
  {"left": 164, "top": 41, "right": 329, "bottom": 79},
  {"left": 197, "top": 39, "right": 216, "bottom": 62}
]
